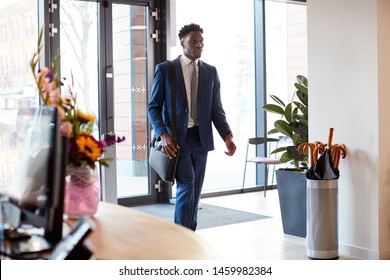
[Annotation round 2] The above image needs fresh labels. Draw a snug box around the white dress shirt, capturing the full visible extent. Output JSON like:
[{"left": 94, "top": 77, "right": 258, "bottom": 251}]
[{"left": 180, "top": 55, "right": 198, "bottom": 127}]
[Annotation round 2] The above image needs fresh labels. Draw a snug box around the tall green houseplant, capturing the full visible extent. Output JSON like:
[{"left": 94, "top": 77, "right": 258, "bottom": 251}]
[
  {"left": 263, "top": 75, "right": 309, "bottom": 238},
  {"left": 263, "top": 75, "right": 308, "bottom": 169}
]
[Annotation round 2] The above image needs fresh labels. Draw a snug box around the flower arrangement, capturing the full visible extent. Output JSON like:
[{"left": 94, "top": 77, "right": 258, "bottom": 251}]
[
  {"left": 29, "top": 27, "right": 124, "bottom": 171},
  {"left": 63, "top": 82, "right": 125, "bottom": 170}
]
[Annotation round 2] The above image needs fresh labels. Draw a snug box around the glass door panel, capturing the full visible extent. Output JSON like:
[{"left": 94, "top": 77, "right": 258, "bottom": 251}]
[
  {"left": 60, "top": 0, "right": 99, "bottom": 130},
  {"left": 112, "top": 4, "right": 149, "bottom": 200}
]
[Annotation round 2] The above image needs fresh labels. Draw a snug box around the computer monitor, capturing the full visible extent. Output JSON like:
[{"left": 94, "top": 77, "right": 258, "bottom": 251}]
[{"left": 0, "top": 106, "right": 67, "bottom": 250}]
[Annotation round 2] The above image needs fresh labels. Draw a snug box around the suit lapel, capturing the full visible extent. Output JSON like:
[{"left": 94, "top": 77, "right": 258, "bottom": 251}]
[
  {"left": 198, "top": 60, "right": 206, "bottom": 100},
  {"left": 174, "top": 57, "right": 187, "bottom": 101}
]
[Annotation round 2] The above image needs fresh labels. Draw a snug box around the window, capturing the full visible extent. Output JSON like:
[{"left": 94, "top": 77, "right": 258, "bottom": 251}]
[
  {"left": 169, "top": 0, "right": 256, "bottom": 193},
  {"left": 0, "top": 0, "right": 39, "bottom": 192},
  {"left": 168, "top": 0, "right": 307, "bottom": 193},
  {"left": 265, "top": 1, "right": 308, "bottom": 136}
]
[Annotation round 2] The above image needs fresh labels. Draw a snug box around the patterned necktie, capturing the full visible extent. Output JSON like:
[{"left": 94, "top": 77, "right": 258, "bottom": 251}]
[{"left": 190, "top": 60, "right": 198, "bottom": 122}]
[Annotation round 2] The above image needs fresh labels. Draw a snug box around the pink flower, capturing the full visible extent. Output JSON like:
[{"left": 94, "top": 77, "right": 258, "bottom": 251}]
[
  {"left": 48, "top": 88, "right": 61, "bottom": 105},
  {"left": 57, "top": 106, "right": 65, "bottom": 120},
  {"left": 39, "top": 67, "right": 50, "bottom": 77},
  {"left": 41, "top": 77, "right": 52, "bottom": 95},
  {"left": 60, "top": 121, "right": 73, "bottom": 137}
]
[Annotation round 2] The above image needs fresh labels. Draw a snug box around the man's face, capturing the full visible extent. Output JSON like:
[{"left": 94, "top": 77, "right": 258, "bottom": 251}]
[{"left": 181, "top": 31, "right": 204, "bottom": 60}]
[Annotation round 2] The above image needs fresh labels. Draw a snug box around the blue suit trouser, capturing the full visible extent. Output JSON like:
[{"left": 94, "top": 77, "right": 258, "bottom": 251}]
[{"left": 174, "top": 126, "right": 208, "bottom": 231}]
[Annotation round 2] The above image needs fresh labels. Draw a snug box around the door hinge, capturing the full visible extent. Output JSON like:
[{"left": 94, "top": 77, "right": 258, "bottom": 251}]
[
  {"left": 49, "top": 23, "right": 58, "bottom": 38},
  {"left": 154, "top": 180, "right": 164, "bottom": 192},
  {"left": 49, "top": 0, "right": 58, "bottom": 13},
  {"left": 151, "top": 30, "right": 160, "bottom": 43},
  {"left": 151, "top": 8, "right": 159, "bottom": 21}
]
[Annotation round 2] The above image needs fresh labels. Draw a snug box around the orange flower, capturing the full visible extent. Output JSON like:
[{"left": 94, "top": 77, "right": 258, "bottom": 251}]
[
  {"left": 77, "top": 109, "right": 95, "bottom": 122},
  {"left": 75, "top": 135, "right": 102, "bottom": 162}
]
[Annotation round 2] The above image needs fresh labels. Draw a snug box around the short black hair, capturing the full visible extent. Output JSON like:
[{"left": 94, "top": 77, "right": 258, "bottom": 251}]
[{"left": 178, "top": 23, "right": 203, "bottom": 40}]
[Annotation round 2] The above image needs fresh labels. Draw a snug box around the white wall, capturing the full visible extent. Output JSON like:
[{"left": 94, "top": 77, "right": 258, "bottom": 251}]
[{"left": 307, "top": 0, "right": 390, "bottom": 259}]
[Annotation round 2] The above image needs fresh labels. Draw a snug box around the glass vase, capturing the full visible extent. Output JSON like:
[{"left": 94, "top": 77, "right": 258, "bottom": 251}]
[{"left": 64, "top": 163, "right": 100, "bottom": 219}]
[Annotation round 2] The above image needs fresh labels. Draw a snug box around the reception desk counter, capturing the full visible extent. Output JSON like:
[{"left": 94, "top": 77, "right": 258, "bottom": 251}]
[{"left": 80, "top": 202, "right": 220, "bottom": 260}]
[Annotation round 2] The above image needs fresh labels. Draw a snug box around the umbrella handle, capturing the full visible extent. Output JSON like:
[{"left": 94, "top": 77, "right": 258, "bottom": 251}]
[
  {"left": 332, "top": 144, "right": 347, "bottom": 169},
  {"left": 298, "top": 142, "right": 315, "bottom": 166},
  {"left": 327, "top": 127, "right": 334, "bottom": 147},
  {"left": 313, "top": 141, "right": 326, "bottom": 148},
  {"left": 313, "top": 145, "right": 325, "bottom": 165},
  {"left": 333, "top": 149, "right": 341, "bottom": 169}
]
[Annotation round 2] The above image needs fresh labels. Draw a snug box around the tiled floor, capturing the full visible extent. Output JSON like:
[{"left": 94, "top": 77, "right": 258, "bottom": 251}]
[{"left": 196, "top": 189, "right": 360, "bottom": 260}]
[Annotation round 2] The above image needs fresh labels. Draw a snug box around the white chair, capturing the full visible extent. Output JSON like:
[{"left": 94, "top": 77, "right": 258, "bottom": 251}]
[{"left": 242, "top": 137, "right": 282, "bottom": 197}]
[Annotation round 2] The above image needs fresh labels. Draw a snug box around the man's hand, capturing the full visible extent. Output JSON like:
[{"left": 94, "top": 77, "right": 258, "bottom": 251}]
[
  {"left": 160, "top": 132, "right": 180, "bottom": 159},
  {"left": 224, "top": 135, "right": 236, "bottom": 156}
]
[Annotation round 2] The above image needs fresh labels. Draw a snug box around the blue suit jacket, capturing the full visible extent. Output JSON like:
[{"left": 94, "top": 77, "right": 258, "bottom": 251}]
[{"left": 148, "top": 56, "right": 232, "bottom": 151}]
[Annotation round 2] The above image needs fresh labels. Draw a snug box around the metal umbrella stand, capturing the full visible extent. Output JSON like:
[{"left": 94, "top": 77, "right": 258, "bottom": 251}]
[
  {"left": 306, "top": 178, "right": 338, "bottom": 259},
  {"left": 298, "top": 128, "right": 347, "bottom": 259}
]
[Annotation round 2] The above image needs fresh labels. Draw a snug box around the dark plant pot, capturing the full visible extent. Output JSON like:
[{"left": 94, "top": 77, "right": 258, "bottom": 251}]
[{"left": 275, "top": 169, "right": 307, "bottom": 238}]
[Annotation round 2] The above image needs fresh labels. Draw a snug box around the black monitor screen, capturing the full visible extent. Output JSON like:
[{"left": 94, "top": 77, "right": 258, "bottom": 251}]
[
  {"left": 1, "top": 106, "right": 66, "bottom": 244},
  {"left": 15, "top": 107, "right": 55, "bottom": 219}
]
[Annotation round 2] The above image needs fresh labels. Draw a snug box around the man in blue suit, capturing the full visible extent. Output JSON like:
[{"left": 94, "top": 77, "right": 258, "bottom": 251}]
[{"left": 148, "top": 23, "right": 236, "bottom": 230}]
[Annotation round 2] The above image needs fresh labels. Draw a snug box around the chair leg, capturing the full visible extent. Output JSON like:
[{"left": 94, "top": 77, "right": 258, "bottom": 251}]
[
  {"left": 242, "top": 143, "right": 250, "bottom": 193},
  {"left": 264, "top": 164, "right": 269, "bottom": 198},
  {"left": 242, "top": 161, "right": 247, "bottom": 193}
]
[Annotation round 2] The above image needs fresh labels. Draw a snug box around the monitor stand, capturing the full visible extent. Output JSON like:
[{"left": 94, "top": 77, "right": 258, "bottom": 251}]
[
  {"left": 9, "top": 234, "right": 52, "bottom": 255},
  {"left": 5, "top": 224, "right": 53, "bottom": 256}
]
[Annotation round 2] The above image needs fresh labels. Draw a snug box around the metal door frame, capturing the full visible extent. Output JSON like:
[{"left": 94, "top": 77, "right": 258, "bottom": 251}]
[{"left": 98, "top": 0, "right": 167, "bottom": 206}]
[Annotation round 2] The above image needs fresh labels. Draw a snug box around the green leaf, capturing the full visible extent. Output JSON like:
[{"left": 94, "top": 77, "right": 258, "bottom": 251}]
[
  {"left": 263, "top": 104, "right": 285, "bottom": 115},
  {"left": 99, "top": 160, "right": 110, "bottom": 167},
  {"left": 274, "top": 120, "right": 293, "bottom": 138},
  {"left": 293, "top": 101, "right": 307, "bottom": 115},
  {"left": 289, "top": 122, "right": 308, "bottom": 140},
  {"left": 287, "top": 146, "right": 307, "bottom": 163},
  {"left": 280, "top": 151, "right": 293, "bottom": 163},
  {"left": 293, "top": 107, "right": 298, "bottom": 117},
  {"left": 294, "top": 114, "right": 308, "bottom": 125},
  {"left": 296, "top": 75, "right": 308, "bottom": 87},
  {"left": 87, "top": 160, "right": 95, "bottom": 170},
  {"left": 295, "top": 83, "right": 308, "bottom": 95},
  {"left": 267, "top": 128, "right": 280, "bottom": 135},
  {"left": 270, "top": 95, "right": 285, "bottom": 107},
  {"left": 284, "top": 103, "right": 293, "bottom": 123},
  {"left": 37, "top": 25, "right": 44, "bottom": 53},
  {"left": 291, "top": 133, "right": 303, "bottom": 147},
  {"left": 296, "top": 91, "right": 308, "bottom": 107},
  {"left": 270, "top": 146, "right": 286, "bottom": 155}
]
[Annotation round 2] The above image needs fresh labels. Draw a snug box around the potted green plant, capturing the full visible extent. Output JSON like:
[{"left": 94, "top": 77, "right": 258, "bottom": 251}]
[
  {"left": 263, "top": 75, "right": 308, "bottom": 169},
  {"left": 262, "top": 75, "right": 308, "bottom": 238}
]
